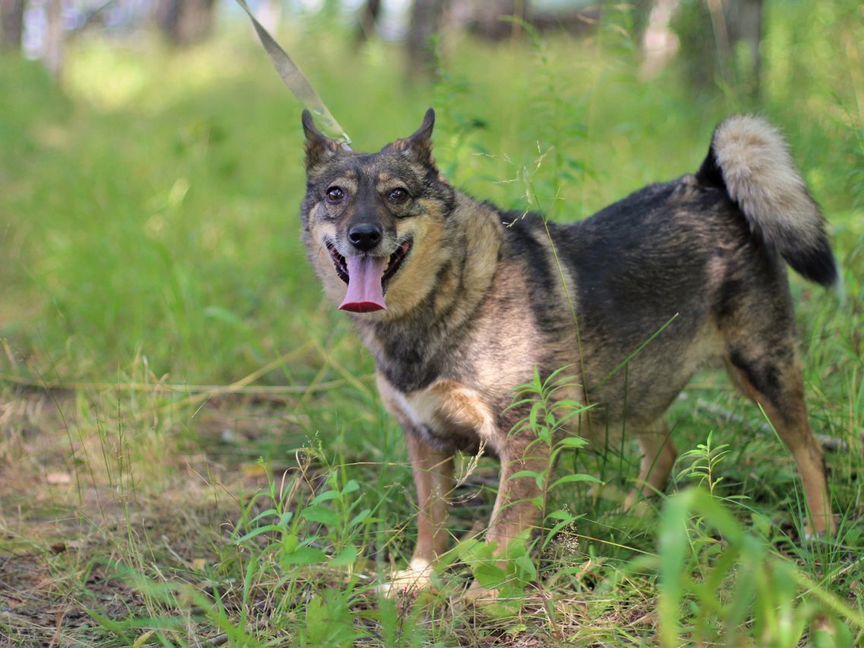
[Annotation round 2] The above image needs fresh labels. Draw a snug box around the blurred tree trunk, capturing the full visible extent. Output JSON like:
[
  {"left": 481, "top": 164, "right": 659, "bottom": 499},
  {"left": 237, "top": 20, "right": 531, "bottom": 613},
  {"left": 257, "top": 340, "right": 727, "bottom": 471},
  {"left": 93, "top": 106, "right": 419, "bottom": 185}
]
[
  {"left": 459, "top": 0, "right": 597, "bottom": 41},
  {"left": 44, "top": 0, "right": 64, "bottom": 76},
  {"left": 722, "top": 0, "right": 763, "bottom": 99},
  {"left": 0, "top": 0, "right": 25, "bottom": 52},
  {"left": 468, "top": 0, "right": 527, "bottom": 41},
  {"left": 640, "top": 0, "right": 682, "bottom": 79},
  {"left": 675, "top": 0, "right": 763, "bottom": 100},
  {"left": 158, "top": 0, "right": 216, "bottom": 46},
  {"left": 354, "top": 0, "right": 380, "bottom": 46},
  {"left": 406, "top": 0, "right": 447, "bottom": 79}
]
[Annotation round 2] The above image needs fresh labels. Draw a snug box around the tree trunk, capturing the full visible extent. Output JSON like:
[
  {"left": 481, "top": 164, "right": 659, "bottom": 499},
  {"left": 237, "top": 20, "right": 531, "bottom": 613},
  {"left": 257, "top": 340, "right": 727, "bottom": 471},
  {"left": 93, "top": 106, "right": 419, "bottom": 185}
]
[
  {"left": 0, "top": 0, "right": 25, "bottom": 52},
  {"left": 158, "top": 0, "right": 217, "bottom": 47},
  {"left": 405, "top": 0, "right": 447, "bottom": 79},
  {"left": 674, "top": 0, "right": 762, "bottom": 99},
  {"left": 44, "top": 0, "right": 64, "bottom": 76},
  {"left": 726, "top": 0, "right": 763, "bottom": 99},
  {"left": 467, "top": 0, "right": 526, "bottom": 41},
  {"left": 354, "top": 0, "right": 380, "bottom": 46},
  {"left": 640, "top": 0, "right": 682, "bottom": 79}
]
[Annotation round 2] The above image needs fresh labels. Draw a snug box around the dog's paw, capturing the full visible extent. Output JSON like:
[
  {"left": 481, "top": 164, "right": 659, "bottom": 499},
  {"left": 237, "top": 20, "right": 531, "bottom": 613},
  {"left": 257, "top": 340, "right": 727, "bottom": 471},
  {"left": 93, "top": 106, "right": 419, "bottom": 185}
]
[
  {"left": 803, "top": 514, "right": 840, "bottom": 542},
  {"left": 622, "top": 490, "right": 653, "bottom": 517},
  {"left": 376, "top": 558, "right": 434, "bottom": 597},
  {"left": 462, "top": 580, "right": 499, "bottom": 605}
]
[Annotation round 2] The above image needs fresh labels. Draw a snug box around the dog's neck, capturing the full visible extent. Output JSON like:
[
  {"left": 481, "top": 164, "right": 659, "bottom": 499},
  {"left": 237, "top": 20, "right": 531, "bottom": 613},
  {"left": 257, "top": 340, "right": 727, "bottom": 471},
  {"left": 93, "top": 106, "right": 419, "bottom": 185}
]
[{"left": 354, "top": 192, "right": 504, "bottom": 391}]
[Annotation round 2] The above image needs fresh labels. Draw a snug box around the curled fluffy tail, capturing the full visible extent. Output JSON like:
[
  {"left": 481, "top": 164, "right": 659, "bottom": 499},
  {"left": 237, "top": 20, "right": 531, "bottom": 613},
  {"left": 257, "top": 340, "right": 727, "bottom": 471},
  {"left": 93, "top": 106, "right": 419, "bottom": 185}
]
[{"left": 696, "top": 115, "right": 838, "bottom": 287}]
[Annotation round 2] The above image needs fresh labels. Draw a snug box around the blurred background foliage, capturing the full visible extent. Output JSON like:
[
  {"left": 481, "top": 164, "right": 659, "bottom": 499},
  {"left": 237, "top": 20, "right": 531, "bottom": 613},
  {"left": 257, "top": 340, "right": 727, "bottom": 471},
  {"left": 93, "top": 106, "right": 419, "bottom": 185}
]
[{"left": 1, "top": 0, "right": 861, "bottom": 385}]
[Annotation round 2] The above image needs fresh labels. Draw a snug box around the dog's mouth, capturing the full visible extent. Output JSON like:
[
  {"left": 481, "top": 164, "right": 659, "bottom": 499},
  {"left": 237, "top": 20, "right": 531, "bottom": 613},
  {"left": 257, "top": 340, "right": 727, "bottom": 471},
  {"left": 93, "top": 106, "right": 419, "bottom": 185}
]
[
  {"left": 325, "top": 239, "right": 413, "bottom": 313},
  {"left": 326, "top": 242, "right": 350, "bottom": 284}
]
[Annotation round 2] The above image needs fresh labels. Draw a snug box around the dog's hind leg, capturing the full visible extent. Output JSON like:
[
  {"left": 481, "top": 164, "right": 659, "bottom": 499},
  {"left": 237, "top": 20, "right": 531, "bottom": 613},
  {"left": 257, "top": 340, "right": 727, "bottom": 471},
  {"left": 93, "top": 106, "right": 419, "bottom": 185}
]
[
  {"left": 623, "top": 421, "right": 677, "bottom": 511},
  {"left": 726, "top": 340, "right": 834, "bottom": 535}
]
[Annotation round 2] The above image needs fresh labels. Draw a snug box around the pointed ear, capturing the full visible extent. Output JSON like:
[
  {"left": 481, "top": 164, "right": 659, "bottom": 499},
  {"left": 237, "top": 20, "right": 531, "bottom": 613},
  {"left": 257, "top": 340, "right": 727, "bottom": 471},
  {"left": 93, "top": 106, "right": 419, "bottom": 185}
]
[
  {"left": 392, "top": 108, "right": 436, "bottom": 165},
  {"left": 302, "top": 110, "right": 341, "bottom": 169}
]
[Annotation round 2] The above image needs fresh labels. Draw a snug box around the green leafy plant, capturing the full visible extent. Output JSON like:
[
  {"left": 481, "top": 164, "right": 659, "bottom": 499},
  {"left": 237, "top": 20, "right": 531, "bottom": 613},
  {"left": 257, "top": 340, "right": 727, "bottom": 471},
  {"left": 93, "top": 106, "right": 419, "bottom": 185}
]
[
  {"left": 676, "top": 430, "right": 733, "bottom": 498},
  {"left": 447, "top": 367, "right": 598, "bottom": 616},
  {"left": 654, "top": 488, "right": 863, "bottom": 647},
  {"left": 509, "top": 367, "right": 599, "bottom": 548},
  {"left": 232, "top": 447, "right": 372, "bottom": 575}
]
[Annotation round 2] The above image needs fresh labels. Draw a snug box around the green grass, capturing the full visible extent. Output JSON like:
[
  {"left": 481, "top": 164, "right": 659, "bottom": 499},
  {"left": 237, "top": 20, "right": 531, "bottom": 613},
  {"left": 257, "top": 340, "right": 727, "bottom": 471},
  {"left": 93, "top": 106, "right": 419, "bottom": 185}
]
[{"left": 1, "top": 2, "right": 863, "bottom": 645}]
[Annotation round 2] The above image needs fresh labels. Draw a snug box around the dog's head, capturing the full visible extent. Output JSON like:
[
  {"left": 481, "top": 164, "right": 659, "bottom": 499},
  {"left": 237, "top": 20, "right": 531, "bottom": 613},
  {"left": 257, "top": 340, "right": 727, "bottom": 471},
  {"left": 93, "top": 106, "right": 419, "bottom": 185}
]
[{"left": 300, "top": 108, "right": 456, "bottom": 319}]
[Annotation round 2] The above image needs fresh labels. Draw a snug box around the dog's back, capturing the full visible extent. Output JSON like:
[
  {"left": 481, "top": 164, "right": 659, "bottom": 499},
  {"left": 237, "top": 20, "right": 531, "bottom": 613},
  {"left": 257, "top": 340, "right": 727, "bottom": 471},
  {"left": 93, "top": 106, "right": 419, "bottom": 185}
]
[{"left": 533, "top": 116, "right": 838, "bottom": 429}]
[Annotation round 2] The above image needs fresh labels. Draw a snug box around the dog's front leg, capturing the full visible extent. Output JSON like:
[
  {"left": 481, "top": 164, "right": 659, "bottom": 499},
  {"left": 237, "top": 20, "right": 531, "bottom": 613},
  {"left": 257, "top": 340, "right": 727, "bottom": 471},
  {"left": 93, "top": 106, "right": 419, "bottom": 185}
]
[
  {"left": 406, "top": 430, "right": 454, "bottom": 569},
  {"left": 381, "top": 430, "right": 453, "bottom": 595}
]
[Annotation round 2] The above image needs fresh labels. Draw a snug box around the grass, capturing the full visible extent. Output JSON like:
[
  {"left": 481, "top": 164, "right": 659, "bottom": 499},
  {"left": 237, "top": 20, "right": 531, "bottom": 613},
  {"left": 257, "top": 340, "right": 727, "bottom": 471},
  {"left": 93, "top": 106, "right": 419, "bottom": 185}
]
[{"left": 1, "top": 1, "right": 863, "bottom": 645}]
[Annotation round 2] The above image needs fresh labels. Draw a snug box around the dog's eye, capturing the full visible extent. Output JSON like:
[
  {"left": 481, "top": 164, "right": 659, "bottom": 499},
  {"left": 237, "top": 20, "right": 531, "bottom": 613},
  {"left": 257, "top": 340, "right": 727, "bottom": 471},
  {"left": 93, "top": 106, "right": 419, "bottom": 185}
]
[
  {"left": 325, "top": 186, "right": 345, "bottom": 204},
  {"left": 387, "top": 188, "right": 410, "bottom": 205}
]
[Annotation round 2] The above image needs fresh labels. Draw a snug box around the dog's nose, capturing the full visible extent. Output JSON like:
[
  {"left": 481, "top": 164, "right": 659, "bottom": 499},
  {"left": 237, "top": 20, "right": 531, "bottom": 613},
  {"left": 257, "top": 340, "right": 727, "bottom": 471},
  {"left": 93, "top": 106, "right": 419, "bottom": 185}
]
[{"left": 348, "top": 223, "right": 383, "bottom": 252}]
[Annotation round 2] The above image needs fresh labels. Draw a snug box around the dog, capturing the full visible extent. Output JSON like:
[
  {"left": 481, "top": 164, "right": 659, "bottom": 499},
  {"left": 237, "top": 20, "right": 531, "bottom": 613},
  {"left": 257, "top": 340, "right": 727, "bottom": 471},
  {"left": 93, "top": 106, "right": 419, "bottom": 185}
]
[{"left": 299, "top": 108, "right": 837, "bottom": 596}]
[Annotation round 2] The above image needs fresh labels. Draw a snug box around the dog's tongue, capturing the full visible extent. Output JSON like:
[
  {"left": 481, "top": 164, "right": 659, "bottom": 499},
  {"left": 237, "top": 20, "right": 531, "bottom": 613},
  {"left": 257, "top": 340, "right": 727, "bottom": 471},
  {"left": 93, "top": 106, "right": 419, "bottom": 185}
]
[{"left": 340, "top": 256, "right": 387, "bottom": 313}]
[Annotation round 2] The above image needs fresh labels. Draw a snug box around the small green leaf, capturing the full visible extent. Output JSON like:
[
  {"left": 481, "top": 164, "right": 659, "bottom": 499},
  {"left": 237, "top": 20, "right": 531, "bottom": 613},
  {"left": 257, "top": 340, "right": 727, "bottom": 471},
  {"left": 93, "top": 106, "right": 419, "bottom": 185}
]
[
  {"left": 529, "top": 403, "right": 540, "bottom": 430},
  {"left": 551, "top": 474, "right": 603, "bottom": 490},
  {"left": 330, "top": 545, "right": 358, "bottom": 567},
  {"left": 248, "top": 508, "right": 278, "bottom": 525},
  {"left": 514, "top": 554, "right": 537, "bottom": 581},
  {"left": 542, "top": 519, "right": 576, "bottom": 550},
  {"left": 539, "top": 428, "right": 552, "bottom": 445},
  {"left": 474, "top": 562, "right": 508, "bottom": 589},
  {"left": 557, "top": 436, "right": 588, "bottom": 449},
  {"left": 282, "top": 546, "right": 327, "bottom": 566},
  {"left": 233, "top": 524, "right": 282, "bottom": 545},
  {"left": 311, "top": 490, "right": 340, "bottom": 505},
  {"left": 341, "top": 479, "right": 360, "bottom": 495},
  {"left": 301, "top": 506, "right": 341, "bottom": 528},
  {"left": 349, "top": 508, "right": 372, "bottom": 528},
  {"left": 546, "top": 509, "right": 576, "bottom": 522}
]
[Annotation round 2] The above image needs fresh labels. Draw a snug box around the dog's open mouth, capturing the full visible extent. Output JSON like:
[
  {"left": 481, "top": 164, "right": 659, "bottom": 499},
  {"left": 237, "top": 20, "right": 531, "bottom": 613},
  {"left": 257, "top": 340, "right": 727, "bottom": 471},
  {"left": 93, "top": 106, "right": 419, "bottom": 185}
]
[{"left": 326, "top": 239, "right": 412, "bottom": 313}]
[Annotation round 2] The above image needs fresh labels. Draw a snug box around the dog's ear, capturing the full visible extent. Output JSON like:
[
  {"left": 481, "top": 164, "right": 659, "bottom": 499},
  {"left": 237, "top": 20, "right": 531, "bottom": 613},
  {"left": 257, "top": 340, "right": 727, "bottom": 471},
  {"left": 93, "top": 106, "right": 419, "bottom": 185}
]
[
  {"left": 391, "top": 108, "right": 436, "bottom": 166},
  {"left": 302, "top": 110, "right": 341, "bottom": 170}
]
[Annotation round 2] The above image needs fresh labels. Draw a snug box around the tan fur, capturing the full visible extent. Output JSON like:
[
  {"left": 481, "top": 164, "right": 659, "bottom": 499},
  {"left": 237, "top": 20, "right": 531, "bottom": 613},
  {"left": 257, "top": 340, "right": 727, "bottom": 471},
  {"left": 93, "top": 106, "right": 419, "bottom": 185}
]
[
  {"left": 307, "top": 214, "right": 344, "bottom": 305},
  {"left": 380, "top": 207, "right": 451, "bottom": 318},
  {"left": 725, "top": 352, "right": 833, "bottom": 535}
]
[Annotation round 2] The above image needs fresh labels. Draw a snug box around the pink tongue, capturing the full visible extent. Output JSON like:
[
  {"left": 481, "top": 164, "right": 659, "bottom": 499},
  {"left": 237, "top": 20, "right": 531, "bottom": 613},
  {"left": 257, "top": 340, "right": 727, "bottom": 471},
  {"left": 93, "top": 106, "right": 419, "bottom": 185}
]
[{"left": 340, "top": 256, "right": 387, "bottom": 313}]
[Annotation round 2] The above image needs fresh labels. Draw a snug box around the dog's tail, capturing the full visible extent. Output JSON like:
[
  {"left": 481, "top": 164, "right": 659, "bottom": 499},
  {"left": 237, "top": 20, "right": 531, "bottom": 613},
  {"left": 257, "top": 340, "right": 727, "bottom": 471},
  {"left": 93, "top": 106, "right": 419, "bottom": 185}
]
[{"left": 696, "top": 115, "right": 838, "bottom": 288}]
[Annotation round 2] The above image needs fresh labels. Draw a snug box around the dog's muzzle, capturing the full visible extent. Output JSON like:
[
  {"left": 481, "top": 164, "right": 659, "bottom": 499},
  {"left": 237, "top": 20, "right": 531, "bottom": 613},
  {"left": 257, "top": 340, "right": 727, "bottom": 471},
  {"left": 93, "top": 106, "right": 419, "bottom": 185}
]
[{"left": 326, "top": 239, "right": 413, "bottom": 313}]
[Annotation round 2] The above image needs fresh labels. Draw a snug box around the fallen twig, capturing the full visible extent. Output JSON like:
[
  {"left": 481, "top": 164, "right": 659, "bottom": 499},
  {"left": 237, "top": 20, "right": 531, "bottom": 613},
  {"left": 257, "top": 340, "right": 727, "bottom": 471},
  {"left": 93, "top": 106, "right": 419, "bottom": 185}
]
[{"left": 0, "top": 373, "right": 346, "bottom": 398}]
